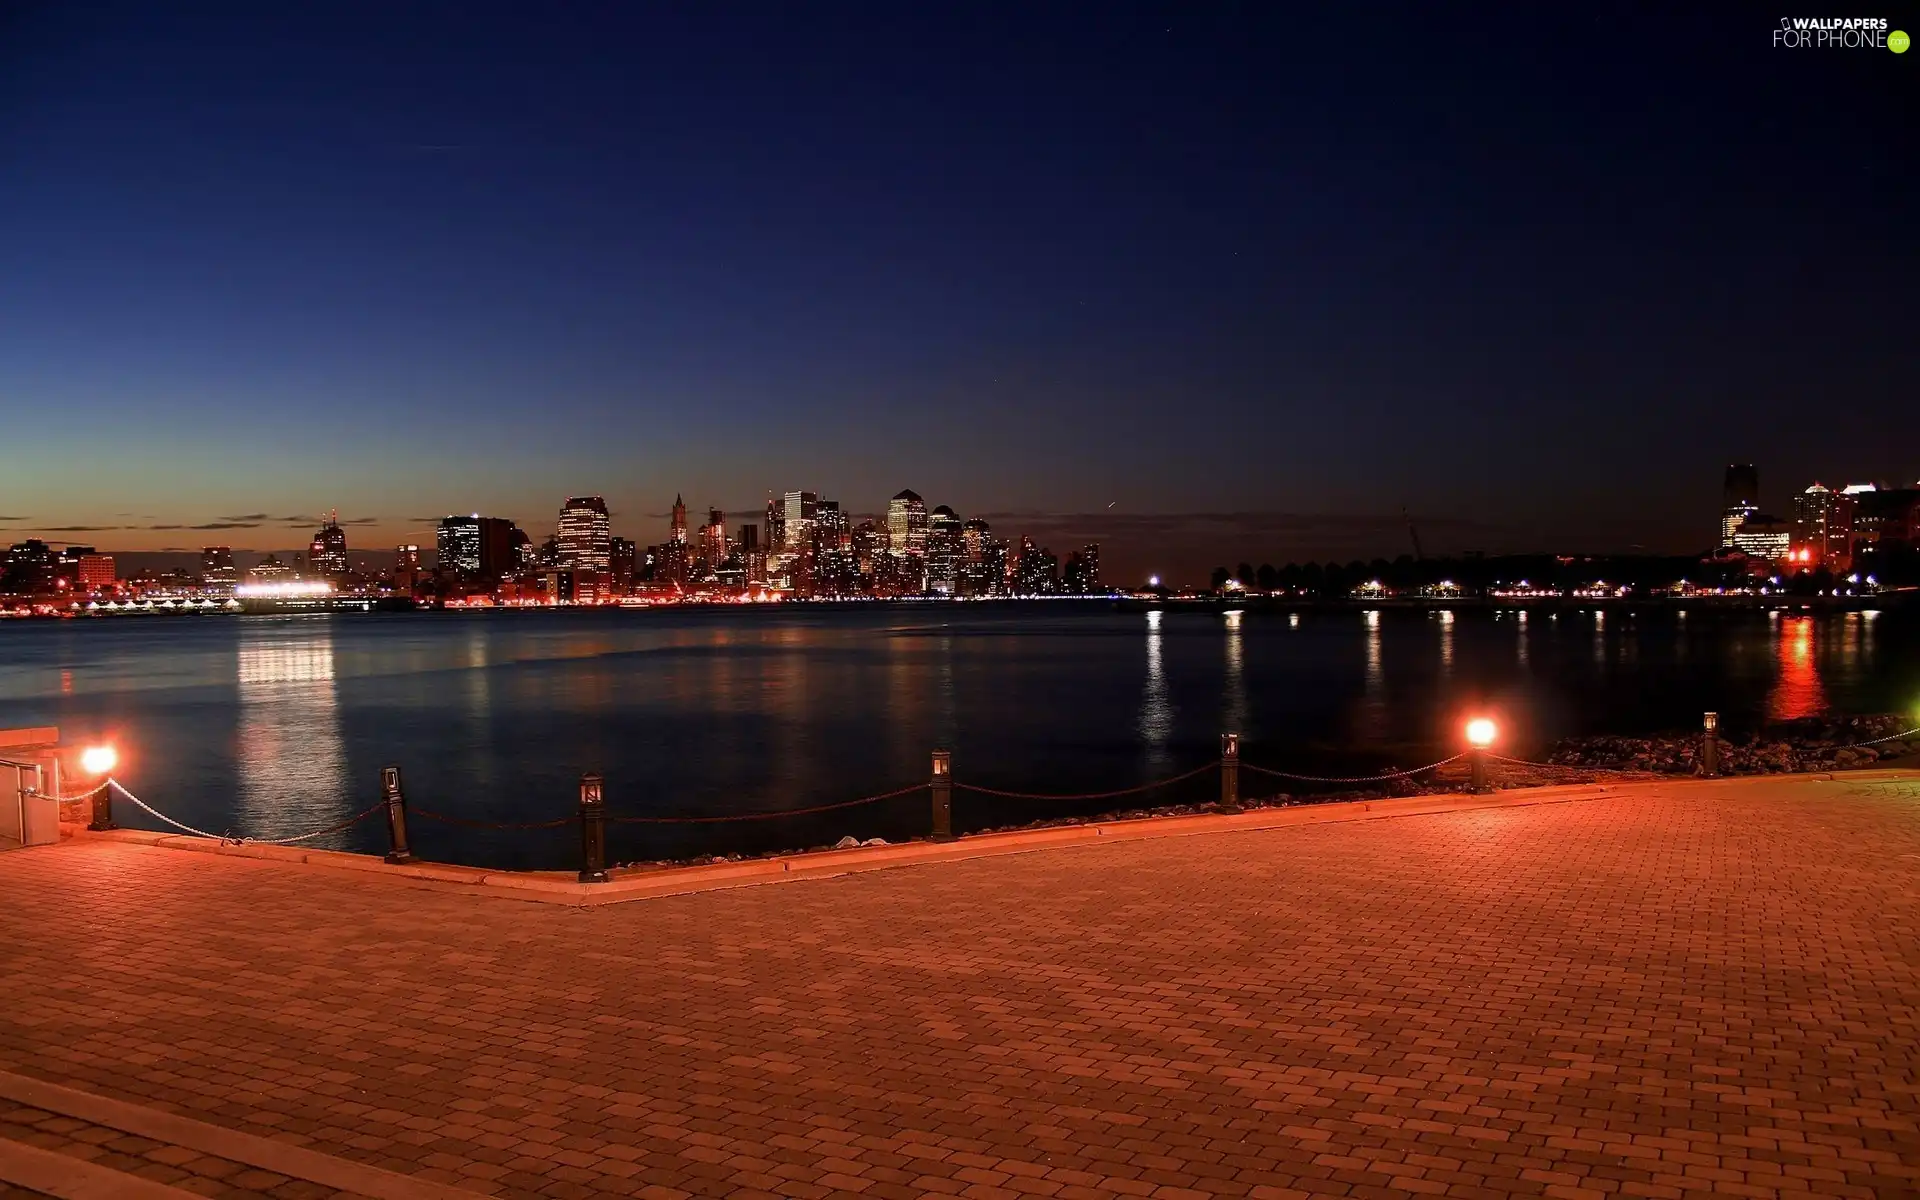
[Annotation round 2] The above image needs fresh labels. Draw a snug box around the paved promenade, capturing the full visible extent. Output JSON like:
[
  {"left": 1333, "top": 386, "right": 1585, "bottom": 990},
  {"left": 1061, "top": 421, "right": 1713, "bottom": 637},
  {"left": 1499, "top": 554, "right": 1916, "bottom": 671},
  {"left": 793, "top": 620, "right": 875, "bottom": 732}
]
[{"left": 1, "top": 776, "right": 1918, "bottom": 1199}]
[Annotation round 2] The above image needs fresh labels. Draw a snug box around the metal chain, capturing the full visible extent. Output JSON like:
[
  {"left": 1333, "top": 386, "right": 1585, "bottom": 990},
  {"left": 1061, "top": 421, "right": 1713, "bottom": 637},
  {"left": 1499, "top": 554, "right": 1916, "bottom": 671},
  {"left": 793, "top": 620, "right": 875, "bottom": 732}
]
[
  {"left": 609, "top": 783, "right": 927, "bottom": 824},
  {"left": 26, "top": 778, "right": 112, "bottom": 804},
  {"left": 1240, "top": 754, "right": 1462, "bottom": 784},
  {"left": 106, "top": 781, "right": 385, "bottom": 845},
  {"left": 1837, "top": 725, "right": 1920, "bottom": 749},
  {"left": 952, "top": 762, "right": 1217, "bottom": 801}
]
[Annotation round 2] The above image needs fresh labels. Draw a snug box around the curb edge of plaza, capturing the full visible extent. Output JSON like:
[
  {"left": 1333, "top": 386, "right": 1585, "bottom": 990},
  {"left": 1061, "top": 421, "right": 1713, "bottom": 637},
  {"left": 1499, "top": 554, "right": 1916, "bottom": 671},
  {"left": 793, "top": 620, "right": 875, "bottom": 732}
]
[{"left": 53, "top": 768, "right": 1920, "bottom": 908}]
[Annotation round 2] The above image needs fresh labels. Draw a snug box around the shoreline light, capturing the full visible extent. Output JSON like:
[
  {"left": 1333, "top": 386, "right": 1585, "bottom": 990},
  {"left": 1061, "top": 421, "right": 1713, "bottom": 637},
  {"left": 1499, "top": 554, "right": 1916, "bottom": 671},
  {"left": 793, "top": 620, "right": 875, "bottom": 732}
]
[{"left": 80, "top": 745, "right": 117, "bottom": 775}]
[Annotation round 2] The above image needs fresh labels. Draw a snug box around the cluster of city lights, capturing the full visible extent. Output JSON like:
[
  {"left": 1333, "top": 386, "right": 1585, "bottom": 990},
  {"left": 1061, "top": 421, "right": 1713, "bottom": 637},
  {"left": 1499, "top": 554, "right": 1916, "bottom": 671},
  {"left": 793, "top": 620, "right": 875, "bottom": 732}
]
[{"left": 233, "top": 581, "right": 337, "bottom": 598}]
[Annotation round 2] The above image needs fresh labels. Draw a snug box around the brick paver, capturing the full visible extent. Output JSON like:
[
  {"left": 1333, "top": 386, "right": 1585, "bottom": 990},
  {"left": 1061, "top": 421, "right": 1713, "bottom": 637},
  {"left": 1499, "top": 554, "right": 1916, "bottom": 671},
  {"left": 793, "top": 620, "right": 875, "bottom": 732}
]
[{"left": 1, "top": 777, "right": 1917, "bottom": 1198}]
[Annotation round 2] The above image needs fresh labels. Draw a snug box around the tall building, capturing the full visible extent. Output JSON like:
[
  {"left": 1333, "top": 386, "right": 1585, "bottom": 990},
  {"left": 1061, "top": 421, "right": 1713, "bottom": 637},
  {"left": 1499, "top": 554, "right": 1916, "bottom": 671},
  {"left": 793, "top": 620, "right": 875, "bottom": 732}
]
[
  {"left": 1721, "top": 463, "right": 1760, "bottom": 548},
  {"left": 925, "top": 505, "right": 962, "bottom": 595},
  {"left": 780, "top": 491, "right": 818, "bottom": 553},
  {"left": 670, "top": 494, "right": 688, "bottom": 545},
  {"left": 608, "top": 537, "right": 637, "bottom": 593},
  {"left": 1014, "top": 536, "right": 1059, "bottom": 595},
  {"left": 201, "top": 546, "right": 238, "bottom": 594},
  {"left": 556, "top": 496, "right": 612, "bottom": 571},
  {"left": 77, "top": 554, "right": 116, "bottom": 593},
  {"left": 1080, "top": 543, "right": 1100, "bottom": 593},
  {"left": 765, "top": 497, "right": 784, "bottom": 560},
  {"left": 1061, "top": 544, "right": 1101, "bottom": 594},
  {"left": 1729, "top": 515, "right": 1791, "bottom": 563},
  {"left": 812, "top": 500, "right": 853, "bottom": 596},
  {"left": 887, "top": 489, "right": 928, "bottom": 592},
  {"left": 700, "top": 507, "right": 727, "bottom": 573},
  {"left": 958, "top": 519, "right": 995, "bottom": 596},
  {"left": 309, "top": 513, "right": 348, "bottom": 580},
  {"left": 737, "top": 523, "right": 767, "bottom": 584},
  {"left": 437, "top": 515, "right": 519, "bottom": 583}
]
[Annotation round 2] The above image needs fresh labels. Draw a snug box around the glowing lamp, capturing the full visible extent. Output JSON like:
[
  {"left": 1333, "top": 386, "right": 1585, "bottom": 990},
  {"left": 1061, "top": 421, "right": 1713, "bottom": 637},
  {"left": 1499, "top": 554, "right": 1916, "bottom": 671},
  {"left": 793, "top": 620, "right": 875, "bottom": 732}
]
[
  {"left": 1465, "top": 718, "right": 1497, "bottom": 749},
  {"left": 80, "top": 745, "right": 117, "bottom": 776},
  {"left": 1148, "top": 575, "right": 1161, "bottom": 588}
]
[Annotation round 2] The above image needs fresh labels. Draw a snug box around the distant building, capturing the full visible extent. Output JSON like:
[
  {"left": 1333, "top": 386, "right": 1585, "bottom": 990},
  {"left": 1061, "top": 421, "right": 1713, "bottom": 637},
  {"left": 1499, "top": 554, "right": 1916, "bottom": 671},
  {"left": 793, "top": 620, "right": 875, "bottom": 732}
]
[
  {"left": 700, "top": 507, "right": 727, "bottom": 574},
  {"left": 247, "top": 554, "right": 298, "bottom": 584},
  {"left": 925, "top": 505, "right": 962, "bottom": 595},
  {"left": 309, "top": 513, "right": 348, "bottom": 580},
  {"left": 437, "top": 515, "right": 519, "bottom": 584},
  {"left": 1081, "top": 543, "right": 1101, "bottom": 592},
  {"left": 1852, "top": 488, "right": 1920, "bottom": 550},
  {"left": 887, "top": 489, "right": 928, "bottom": 592},
  {"left": 77, "top": 554, "right": 115, "bottom": 593},
  {"left": 671, "top": 494, "right": 688, "bottom": 545},
  {"left": 201, "top": 546, "right": 238, "bottom": 594},
  {"left": 609, "top": 537, "right": 636, "bottom": 593},
  {"left": 737, "top": 523, "right": 766, "bottom": 584},
  {"left": 392, "top": 545, "right": 422, "bottom": 595},
  {"left": 1014, "top": 537, "right": 1058, "bottom": 595},
  {"left": 958, "top": 519, "right": 996, "bottom": 596},
  {"left": 1721, "top": 463, "right": 1760, "bottom": 548},
  {"left": 556, "top": 496, "right": 612, "bottom": 571},
  {"left": 812, "top": 500, "right": 853, "bottom": 596},
  {"left": 1061, "top": 546, "right": 1102, "bottom": 595},
  {"left": 1729, "top": 514, "right": 1792, "bottom": 563},
  {"left": 765, "top": 497, "right": 784, "bottom": 561}
]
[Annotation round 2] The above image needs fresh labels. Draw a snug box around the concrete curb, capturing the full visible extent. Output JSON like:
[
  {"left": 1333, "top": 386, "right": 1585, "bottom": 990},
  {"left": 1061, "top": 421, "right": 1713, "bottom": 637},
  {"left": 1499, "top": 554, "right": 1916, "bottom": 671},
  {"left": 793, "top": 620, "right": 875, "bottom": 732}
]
[{"left": 70, "top": 770, "right": 1920, "bottom": 907}]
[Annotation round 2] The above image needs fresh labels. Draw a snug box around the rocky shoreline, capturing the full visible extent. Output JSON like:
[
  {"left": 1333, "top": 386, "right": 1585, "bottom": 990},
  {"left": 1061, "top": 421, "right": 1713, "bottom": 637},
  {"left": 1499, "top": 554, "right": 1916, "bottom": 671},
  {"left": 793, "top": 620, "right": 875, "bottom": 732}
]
[{"left": 1546, "top": 713, "right": 1915, "bottom": 775}]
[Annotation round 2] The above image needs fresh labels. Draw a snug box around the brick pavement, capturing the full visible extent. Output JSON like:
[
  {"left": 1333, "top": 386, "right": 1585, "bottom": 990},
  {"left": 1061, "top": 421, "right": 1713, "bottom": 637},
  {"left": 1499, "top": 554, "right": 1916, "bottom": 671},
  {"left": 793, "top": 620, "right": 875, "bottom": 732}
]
[{"left": 1, "top": 777, "right": 1917, "bottom": 1199}]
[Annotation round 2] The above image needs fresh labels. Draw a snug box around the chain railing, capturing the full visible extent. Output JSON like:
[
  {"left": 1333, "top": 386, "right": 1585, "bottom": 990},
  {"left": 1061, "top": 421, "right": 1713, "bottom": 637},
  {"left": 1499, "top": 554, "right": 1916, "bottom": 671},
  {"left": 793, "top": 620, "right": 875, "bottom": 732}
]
[{"left": 57, "top": 710, "right": 1919, "bottom": 881}]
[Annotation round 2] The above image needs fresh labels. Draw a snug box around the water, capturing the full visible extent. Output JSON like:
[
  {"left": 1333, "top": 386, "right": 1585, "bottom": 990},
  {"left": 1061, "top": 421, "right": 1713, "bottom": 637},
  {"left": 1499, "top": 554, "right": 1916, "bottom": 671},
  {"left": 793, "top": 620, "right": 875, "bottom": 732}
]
[{"left": 1, "top": 604, "right": 1913, "bottom": 869}]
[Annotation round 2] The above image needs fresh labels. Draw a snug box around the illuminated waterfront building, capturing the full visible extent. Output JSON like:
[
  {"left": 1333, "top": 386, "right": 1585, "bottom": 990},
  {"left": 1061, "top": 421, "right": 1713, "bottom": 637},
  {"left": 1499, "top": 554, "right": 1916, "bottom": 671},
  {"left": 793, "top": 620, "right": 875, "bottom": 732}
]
[
  {"left": 77, "top": 554, "right": 116, "bottom": 593},
  {"left": 309, "top": 513, "right": 348, "bottom": 580},
  {"left": 925, "top": 505, "right": 962, "bottom": 595},
  {"left": 765, "top": 497, "right": 784, "bottom": 560},
  {"left": 1729, "top": 514, "right": 1792, "bottom": 563},
  {"left": 1720, "top": 463, "right": 1759, "bottom": 548},
  {"left": 700, "top": 507, "right": 727, "bottom": 573},
  {"left": 671, "top": 494, "right": 688, "bottom": 545},
  {"left": 812, "top": 500, "right": 854, "bottom": 596},
  {"left": 609, "top": 537, "right": 636, "bottom": 593},
  {"left": 958, "top": 519, "right": 995, "bottom": 596},
  {"left": 1014, "top": 536, "right": 1059, "bottom": 595},
  {"left": 737, "top": 523, "right": 766, "bottom": 584},
  {"left": 853, "top": 520, "right": 886, "bottom": 586},
  {"left": 437, "top": 515, "right": 519, "bottom": 584},
  {"left": 887, "top": 489, "right": 928, "bottom": 592},
  {"left": 200, "top": 546, "right": 238, "bottom": 594},
  {"left": 391, "top": 544, "right": 422, "bottom": 594},
  {"left": 556, "top": 495, "right": 612, "bottom": 571}
]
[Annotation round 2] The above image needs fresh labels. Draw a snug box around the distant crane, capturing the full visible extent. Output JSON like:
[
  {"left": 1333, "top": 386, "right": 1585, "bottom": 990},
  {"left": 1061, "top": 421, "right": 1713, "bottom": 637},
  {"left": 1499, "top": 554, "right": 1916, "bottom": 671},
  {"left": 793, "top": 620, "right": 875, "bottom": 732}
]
[{"left": 1402, "top": 506, "right": 1425, "bottom": 561}]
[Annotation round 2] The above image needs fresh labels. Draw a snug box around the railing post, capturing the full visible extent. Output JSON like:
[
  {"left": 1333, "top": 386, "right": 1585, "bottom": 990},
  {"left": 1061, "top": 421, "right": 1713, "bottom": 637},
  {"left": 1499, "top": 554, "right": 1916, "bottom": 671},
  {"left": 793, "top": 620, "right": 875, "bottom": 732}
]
[
  {"left": 87, "top": 778, "right": 115, "bottom": 832},
  {"left": 381, "top": 765, "right": 412, "bottom": 864},
  {"left": 1469, "top": 745, "right": 1490, "bottom": 794},
  {"left": 1701, "top": 711, "right": 1719, "bottom": 777},
  {"left": 1220, "top": 733, "right": 1240, "bottom": 807},
  {"left": 930, "top": 750, "right": 952, "bottom": 842},
  {"left": 578, "top": 772, "right": 608, "bottom": 883}
]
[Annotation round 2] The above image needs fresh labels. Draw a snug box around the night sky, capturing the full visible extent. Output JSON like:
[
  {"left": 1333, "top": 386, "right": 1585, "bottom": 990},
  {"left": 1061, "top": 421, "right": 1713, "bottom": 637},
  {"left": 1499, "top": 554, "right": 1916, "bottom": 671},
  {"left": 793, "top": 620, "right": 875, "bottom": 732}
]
[{"left": 3, "top": 4, "right": 1914, "bottom": 583}]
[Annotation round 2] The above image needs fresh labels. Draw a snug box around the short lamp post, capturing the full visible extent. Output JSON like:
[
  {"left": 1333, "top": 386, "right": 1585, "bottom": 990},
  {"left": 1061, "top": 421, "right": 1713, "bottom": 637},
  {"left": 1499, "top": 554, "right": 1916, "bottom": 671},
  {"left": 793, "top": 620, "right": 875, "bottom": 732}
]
[
  {"left": 381, "top": 765, "right": 412, "bottom": 863},
  {"left": 931, "top": 750, "right": 953, "bottom": 842},
  {"left": 1466, "top": 719, "right": 1496, "bottom": 794},
  {"left": 1220, "top": 733, "right": 1240, "bottom": 807},
  {"left": 81, "top": 745, "right": 118, "bottom": 831},
  {"left": 1701, "top": 712, "right": 1719, "bottom": 777},
  {"left": 578, "top": 772, "right": 608, "bottom": 883}
]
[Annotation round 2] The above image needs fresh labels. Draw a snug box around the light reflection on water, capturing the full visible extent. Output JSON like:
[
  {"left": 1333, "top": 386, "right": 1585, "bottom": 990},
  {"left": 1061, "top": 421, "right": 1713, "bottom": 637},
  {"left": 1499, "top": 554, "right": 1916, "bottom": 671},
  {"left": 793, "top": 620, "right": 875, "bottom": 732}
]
[{"left": 0, "top": 605, "right": 1911, "bottom": 869}]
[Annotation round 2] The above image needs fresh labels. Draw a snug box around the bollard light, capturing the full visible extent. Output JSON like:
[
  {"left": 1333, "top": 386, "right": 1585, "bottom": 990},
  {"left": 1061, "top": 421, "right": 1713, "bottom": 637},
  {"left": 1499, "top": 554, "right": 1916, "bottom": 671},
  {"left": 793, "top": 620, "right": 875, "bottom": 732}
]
[
  {"left": 1465, "top": 719, "right": 1495, "bottom": 795},
  {"left": 930, "top": 750, "right": 953, "bottom": 842},
  {"left": 80, "top": 745, "right": 117, "bottom": 776},
  {"left": 1703, "top": 712, "right": 1718, "bottom": 732}
]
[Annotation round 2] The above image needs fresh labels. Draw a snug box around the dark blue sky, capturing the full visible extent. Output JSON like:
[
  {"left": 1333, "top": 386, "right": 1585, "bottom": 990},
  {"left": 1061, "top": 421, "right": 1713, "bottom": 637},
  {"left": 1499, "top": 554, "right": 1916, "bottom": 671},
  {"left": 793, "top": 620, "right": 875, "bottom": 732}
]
[{"left": 3, "top": 3, "right": 1914, "bottom": 581}]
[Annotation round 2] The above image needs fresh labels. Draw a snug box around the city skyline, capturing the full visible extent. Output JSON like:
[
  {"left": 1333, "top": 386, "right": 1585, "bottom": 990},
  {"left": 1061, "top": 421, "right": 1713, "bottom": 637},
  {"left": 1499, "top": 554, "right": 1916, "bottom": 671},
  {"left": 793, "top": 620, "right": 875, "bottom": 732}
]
[{"left": 4, "top": 6, "right": 1914, "bottom": 579}]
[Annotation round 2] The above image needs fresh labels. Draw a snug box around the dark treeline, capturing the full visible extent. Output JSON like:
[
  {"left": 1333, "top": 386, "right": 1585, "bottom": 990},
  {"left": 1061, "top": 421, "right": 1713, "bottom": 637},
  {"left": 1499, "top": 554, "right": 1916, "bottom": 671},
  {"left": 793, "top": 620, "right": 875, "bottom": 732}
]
[{"left": 1206, "top": 546, "right": 1920, "bottom": 595}]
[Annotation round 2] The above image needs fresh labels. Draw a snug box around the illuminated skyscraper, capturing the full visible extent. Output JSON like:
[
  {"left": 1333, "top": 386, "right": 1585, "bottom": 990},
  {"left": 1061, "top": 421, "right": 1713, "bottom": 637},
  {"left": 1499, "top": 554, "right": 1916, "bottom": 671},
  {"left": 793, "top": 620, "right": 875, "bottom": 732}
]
[
  {"left": 887, "top": 489, "right": 928, "bottom": 592},
  {"left": 437, "top": 515, "right": 518, "bottom": 583},
  {"left": 958, "top": 519, "right": 994, "bottom": 596},
  {"left": 701, "top": 507, "right": 727, "bottom": 572},
  {"left": 781, "top": 491, "right": 817, "bottom": 553},
  {"left": 201, "top": 546, "right": 238, "bottom": 594},
  {"left": 671, "top": 494, "right": 688, "bottom": 545},
  {"left": 309, "top": 513, "right": 348, "bottom": 580},
  {"left": 608, "top": 537, "right": 636, "bottom": 593},
  {"left": 556, "top": 496, "right": 612, "bottom": 571},
  {"left": 738, "top": 523, "right": 767, "bottom": 584},
  {"left": 765, "top": 497, "right": 784, "bottom": 559},
  {"left": 925, "top": 505, "right": 962, "bottom": 595},
  {"left": 812, "top": 499, "right": 854, "bottom": 595},
  {"left": 1721, "top": 463, "right": 1759, "bottom": 548}
]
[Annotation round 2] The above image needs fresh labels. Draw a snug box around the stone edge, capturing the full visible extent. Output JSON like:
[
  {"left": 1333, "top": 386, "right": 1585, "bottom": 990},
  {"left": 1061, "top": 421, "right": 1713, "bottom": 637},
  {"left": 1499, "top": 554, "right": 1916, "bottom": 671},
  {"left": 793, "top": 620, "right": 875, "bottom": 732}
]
[
  {"left": 0, "top": 1133, "right": 201, "bottom": 1200},
  {"left": 0, "top": 1069, "right": 486, "bottom": 1200},
  {"left": 61, "top": 769, "right": 1920, "bottom": 908}
]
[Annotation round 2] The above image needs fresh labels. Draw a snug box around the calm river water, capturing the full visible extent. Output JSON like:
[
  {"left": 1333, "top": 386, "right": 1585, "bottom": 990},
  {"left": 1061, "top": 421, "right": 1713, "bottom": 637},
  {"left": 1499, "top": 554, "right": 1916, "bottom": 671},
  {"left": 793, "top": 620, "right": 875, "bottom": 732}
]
[{"left": 1, "top": 604, "right": 1912, "bottom": 868}]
